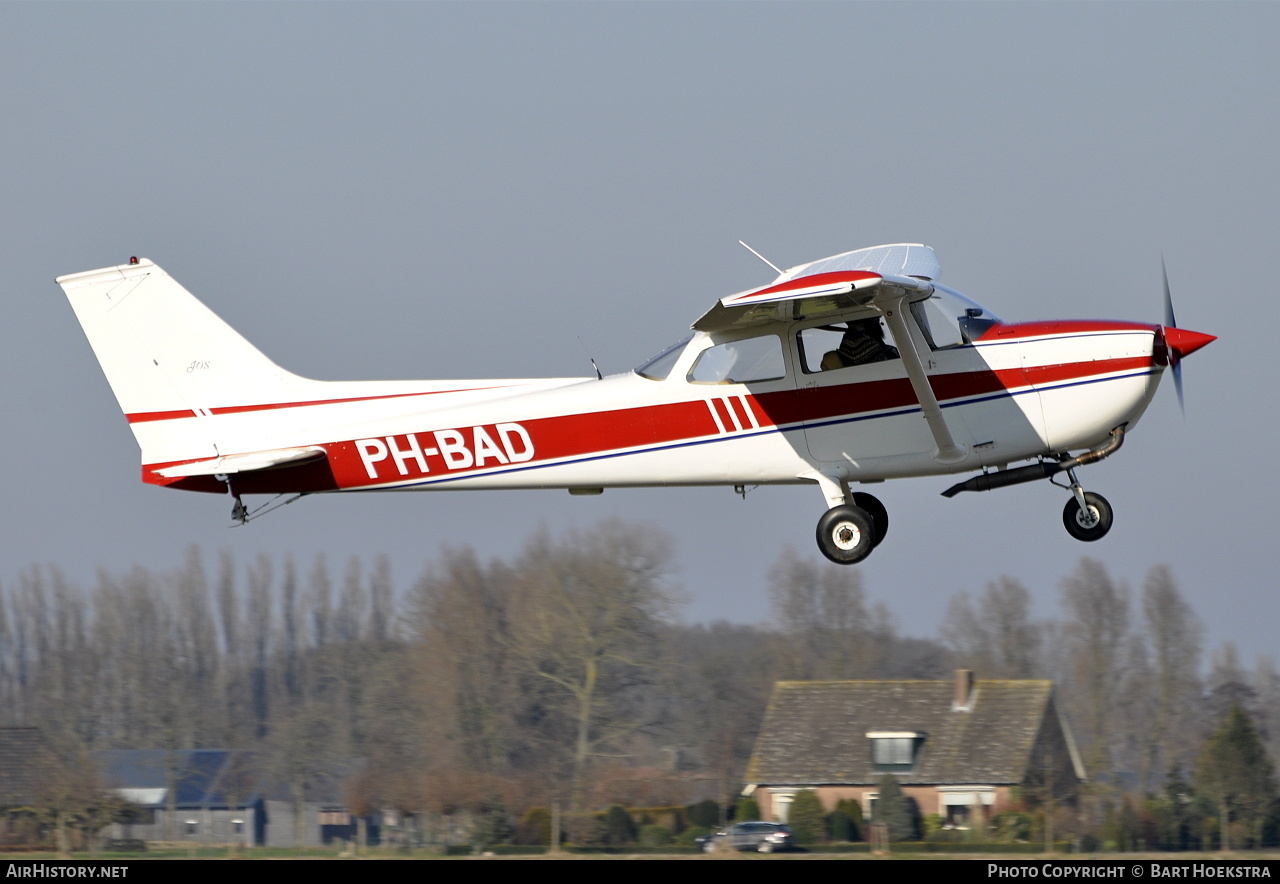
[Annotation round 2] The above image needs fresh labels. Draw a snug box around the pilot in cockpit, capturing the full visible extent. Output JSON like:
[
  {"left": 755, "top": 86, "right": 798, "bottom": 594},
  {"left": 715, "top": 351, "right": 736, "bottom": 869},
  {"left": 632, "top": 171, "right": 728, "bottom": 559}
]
[{"left": 821, "top": 318, "right": 900, "bottom": 370}]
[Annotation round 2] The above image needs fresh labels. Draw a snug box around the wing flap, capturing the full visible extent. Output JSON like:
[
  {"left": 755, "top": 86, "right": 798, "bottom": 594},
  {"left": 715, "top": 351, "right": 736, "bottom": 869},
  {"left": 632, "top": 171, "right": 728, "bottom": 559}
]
[{"left": 154, "top": 446, "right": 327, "bottom": 478}]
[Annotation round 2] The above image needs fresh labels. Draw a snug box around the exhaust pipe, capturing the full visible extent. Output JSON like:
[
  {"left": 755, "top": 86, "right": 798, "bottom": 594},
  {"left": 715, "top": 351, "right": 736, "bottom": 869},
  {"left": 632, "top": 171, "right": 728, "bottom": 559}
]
[{"left": 941, "top": 425, "right": 1126, "bottom": 498}]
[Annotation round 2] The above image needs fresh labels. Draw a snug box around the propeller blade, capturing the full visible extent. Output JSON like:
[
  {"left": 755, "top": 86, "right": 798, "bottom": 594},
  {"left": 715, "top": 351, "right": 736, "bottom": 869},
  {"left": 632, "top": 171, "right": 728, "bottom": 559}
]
[
  {"left": 1158, "top": 256, "right": 1214, "bottom": 418},
  {"left": 1163, "top": 253, "right": 1182, "bottom": 417}
]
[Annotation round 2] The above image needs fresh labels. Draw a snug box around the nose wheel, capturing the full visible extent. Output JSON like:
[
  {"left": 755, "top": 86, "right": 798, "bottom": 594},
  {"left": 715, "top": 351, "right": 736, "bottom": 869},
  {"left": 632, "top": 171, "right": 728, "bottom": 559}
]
[
  {"left": 1063, "top": 490, "right": 1113, "bottom": 541},
  {"left": 1059, "top": 464, "right": 1113, "bottom": 541}
]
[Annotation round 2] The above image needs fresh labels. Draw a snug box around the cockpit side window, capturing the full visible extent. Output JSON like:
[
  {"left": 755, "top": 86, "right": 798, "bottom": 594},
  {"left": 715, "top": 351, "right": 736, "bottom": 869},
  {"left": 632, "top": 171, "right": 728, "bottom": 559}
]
[
  {"left": 797, "top": 318, "right": 899, "bottom": 374},
  {"left": 687, "top": 334, "right": 786, "bottom": 384}
]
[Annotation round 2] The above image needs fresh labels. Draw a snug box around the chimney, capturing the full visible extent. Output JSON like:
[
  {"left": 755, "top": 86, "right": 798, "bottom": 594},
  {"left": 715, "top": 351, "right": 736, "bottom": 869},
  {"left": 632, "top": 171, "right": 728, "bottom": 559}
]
[{"left": 953, "top": 669, "right": 975, "bottom": 711}]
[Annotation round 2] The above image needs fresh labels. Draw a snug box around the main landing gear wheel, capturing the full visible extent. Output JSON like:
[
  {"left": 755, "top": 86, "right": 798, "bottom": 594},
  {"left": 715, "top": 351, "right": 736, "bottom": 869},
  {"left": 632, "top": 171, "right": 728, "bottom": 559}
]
[
  {"left": 1063, "top": 491, "right": 1113, "bottom": 542},
  {"left": 852, "top": 492, "right": 889, "bottom": 548},
  {"left": 816, "top": 504, "right": 876, "bottom": 564}
]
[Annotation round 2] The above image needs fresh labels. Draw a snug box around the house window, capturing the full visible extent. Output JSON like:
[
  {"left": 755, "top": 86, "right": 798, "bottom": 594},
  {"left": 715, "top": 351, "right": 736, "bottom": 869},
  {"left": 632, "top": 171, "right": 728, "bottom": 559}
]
[
  {"left": 866, "top": 730, "right": 924, "bottom": 772},
  {"left": 184, "top": 820, "right": 199, "bottom": 836},
  {"left": 766, "top": 789, "right": 797, "bottom": 824},
  {"left": 873, "top": 738, "right": 914, "bottom": 766},
  {"left": 938, "top": 786, "right": 995, "bottom": 829}
]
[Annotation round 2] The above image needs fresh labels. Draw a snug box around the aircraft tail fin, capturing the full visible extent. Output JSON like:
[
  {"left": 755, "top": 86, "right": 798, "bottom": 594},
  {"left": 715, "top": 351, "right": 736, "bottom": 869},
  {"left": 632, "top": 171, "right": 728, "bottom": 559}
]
[{"left": 56, "top": 258, "right": 309, "bottom": 465}]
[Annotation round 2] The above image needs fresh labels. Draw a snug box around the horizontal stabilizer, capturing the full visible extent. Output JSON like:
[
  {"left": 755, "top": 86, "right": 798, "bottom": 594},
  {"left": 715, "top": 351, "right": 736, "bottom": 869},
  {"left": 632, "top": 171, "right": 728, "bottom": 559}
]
[{"left": 154, "top": 446, "right": 327, "bottom": 478}]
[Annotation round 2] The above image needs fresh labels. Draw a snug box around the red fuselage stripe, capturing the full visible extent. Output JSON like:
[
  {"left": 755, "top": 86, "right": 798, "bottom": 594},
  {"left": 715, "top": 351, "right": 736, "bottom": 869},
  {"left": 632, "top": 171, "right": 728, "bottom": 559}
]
[
  {"left": 144, "top": 352, "right": 1156, "bottom": 491},
  {"left": 125, "top": 385, "right": 520, "bottom": 424}
]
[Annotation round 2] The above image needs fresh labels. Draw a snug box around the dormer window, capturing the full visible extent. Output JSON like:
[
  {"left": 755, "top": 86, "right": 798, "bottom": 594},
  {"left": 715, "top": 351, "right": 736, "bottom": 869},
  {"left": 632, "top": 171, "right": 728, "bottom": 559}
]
[{"left": 867, "top": 730, "right": 923, "bottom": 771}]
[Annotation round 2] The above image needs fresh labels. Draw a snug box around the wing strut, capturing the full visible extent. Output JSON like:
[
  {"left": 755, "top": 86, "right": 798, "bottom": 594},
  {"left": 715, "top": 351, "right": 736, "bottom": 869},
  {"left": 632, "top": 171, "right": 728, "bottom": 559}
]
[{"left": 881, "top": 295, "right": 966, "bottom": 464}]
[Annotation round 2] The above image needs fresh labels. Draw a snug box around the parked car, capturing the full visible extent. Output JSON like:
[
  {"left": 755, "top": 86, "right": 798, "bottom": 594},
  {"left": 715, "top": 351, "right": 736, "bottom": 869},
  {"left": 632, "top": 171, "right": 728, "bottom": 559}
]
[{"left": 698, "top": 821, "right": 794, "bottom": 853}]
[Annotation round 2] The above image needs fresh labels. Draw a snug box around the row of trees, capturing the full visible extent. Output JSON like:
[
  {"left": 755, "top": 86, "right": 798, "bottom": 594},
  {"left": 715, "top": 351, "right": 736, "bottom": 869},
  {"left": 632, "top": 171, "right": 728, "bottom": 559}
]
[{"left": 0, "top": 525, "right": 1276, "bottom": 847}]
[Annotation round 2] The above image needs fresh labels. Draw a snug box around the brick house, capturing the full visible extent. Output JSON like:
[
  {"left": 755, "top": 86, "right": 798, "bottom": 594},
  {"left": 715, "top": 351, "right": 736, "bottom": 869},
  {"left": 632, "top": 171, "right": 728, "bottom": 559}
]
[{"left": 744, "top": 670, "right": 1084, "bottom": 826}]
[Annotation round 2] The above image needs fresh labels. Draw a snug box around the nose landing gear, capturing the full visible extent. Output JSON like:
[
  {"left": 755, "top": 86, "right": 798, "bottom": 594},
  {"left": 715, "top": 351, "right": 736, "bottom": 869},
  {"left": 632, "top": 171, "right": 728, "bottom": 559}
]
[{"left": 1061, "top": 466, "right": 1113, "bottom": 542}]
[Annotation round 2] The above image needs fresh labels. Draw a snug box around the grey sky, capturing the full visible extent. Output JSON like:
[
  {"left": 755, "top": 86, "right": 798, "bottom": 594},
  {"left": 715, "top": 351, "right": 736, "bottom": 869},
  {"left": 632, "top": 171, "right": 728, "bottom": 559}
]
[{"left": 3, "top": 3, "right": 1274, "bottom": 661}]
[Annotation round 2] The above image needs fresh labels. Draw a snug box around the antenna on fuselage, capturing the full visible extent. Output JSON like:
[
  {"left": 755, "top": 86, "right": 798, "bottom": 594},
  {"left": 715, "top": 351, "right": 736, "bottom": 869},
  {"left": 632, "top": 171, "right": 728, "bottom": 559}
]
[
  {"left": 739, "top": 241, "right": 784, "bottom": 276},
  {"left": 576, "top": 335, "right": 604, "bottom": 380}
]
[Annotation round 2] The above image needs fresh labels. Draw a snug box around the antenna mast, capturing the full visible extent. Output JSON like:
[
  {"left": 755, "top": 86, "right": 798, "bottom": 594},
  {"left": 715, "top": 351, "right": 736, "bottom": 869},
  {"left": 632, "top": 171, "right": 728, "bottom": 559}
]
[{"left": 739, "top": 240, "right": 784, "bottom": 276}]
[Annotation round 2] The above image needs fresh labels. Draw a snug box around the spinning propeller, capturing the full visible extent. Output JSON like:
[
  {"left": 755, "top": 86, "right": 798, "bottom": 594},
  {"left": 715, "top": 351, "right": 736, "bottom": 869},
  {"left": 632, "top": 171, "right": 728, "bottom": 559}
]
[{"left": 1159, "top": 256, "right": 1216, "bottom": 413}]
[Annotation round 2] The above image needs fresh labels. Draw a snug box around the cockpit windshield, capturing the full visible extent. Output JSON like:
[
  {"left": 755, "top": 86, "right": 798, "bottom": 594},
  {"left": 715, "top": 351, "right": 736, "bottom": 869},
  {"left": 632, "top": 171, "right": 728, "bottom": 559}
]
[
  {"left": 635, "top": 336, "right": 692, "bottom": 380},
  {"left": 910, "top": 284, "right": 1002, "bottom": 348}
]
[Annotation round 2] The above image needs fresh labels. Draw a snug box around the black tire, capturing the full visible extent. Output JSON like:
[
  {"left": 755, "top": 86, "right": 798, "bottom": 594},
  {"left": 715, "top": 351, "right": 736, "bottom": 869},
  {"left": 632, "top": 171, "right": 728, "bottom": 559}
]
[
  {"left": 816, "top": 505, "right": 876, "bottom": 564},
  {"left": 852, "top": 492, "right": 889, "bottom": 548},
  {"left": 1062, "top": 492, "right": 1113, "bottom": 542}
]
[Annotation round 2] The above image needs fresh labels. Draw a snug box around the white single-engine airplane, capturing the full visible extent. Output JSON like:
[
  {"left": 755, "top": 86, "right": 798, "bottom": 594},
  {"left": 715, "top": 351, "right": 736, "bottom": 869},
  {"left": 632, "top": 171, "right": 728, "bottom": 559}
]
[{"left": 57, "top": 244, "right": 1213, "bottom": 564}]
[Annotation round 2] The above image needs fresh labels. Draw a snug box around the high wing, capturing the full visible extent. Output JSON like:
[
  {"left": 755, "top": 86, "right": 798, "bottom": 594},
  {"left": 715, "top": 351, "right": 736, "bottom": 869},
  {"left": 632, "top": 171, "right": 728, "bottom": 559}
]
[
  {"left": 694, "top": 243, "right": 964, "bottom": 463},
  {"left": 692, "top": 243, "right": 938, "bottom": 333}
]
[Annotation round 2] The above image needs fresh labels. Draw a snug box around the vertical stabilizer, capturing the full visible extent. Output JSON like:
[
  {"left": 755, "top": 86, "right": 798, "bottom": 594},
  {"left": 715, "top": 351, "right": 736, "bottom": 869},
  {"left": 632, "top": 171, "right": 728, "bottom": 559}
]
[{"left": 56, "top": 259, "right": 306, "bottom": 464}]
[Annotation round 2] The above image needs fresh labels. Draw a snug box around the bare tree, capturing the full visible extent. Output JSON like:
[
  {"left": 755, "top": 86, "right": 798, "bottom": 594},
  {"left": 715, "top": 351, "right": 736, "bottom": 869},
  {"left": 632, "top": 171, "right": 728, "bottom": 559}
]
[
  {"left": 768, "top": 548, "right": 887, "bottom": 679},
  {"left": 245, "top": 555, "right": 275, "bottom": 740},
  {"left": 1206, "top": 642, "right": 1258, "bottom": 726},
  {"left": 1059, "top": 558, "right": 1130, "bottom": 777},
  {"left": 1139, "top": 565, "right": 1204, "bottom": 786},
  {"left": 663, "top": 621, "right": 781, "bottom": 800},
  {"left": 942, "top": 576, "right": 1042, "bottom": 678},
  {"left": 506, "top": 522, "right": 678, "bottom": 809},
  {"left": 1253, "top": 655, "right": 1280, "bottom": 767},
  {"left": 409, "top": 546, "right": 519, "bottom": 774}
]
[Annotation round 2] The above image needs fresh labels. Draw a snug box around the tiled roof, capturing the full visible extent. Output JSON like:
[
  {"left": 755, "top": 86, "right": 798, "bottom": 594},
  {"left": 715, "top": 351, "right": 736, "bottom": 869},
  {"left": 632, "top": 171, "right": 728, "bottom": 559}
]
[{"left": 744, "top": 679, "right": 1057, "bottom": 786}]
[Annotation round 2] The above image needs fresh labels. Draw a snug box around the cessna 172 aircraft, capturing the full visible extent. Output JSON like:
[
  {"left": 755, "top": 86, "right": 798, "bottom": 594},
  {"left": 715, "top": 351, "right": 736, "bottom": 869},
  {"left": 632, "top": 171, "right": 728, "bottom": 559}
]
[{"left": 57, "top": 244, "right": 1213, "bottom": 564}]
